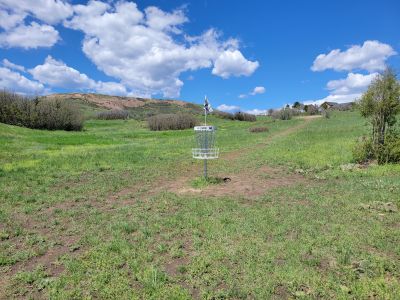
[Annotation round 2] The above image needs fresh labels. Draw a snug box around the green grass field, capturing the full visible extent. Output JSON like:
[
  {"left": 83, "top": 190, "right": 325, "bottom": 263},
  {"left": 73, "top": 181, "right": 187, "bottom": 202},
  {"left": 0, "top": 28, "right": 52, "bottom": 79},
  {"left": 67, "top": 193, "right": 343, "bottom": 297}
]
[{"left": 1, "top": 111, "right": 399, "bottom": 299}]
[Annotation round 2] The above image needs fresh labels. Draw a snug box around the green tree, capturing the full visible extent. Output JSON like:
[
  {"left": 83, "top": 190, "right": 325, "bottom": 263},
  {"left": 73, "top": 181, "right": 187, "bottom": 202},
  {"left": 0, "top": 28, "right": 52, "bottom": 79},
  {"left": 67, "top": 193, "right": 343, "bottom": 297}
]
[
  {"left": 359, "top": 68, "right": 400, "bottom": 147},
  {"left": 292, "top": 101, "right": 301, "bottom": 109}
]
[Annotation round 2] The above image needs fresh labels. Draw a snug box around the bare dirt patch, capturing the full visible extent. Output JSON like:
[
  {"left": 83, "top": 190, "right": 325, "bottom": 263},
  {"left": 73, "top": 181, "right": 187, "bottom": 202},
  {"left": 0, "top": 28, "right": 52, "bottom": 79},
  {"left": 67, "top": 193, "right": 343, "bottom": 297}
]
[{"left": 166, "top": 165, "right": 307, "bottom": 199}]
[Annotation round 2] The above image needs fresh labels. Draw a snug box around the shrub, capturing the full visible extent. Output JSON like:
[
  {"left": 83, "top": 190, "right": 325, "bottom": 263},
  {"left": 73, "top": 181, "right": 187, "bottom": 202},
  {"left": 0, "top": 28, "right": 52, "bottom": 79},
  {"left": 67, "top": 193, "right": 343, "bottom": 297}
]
[
  {"left": 305, "top": 104, "right": 319, "bottom": 115},
  {"left": 214, "top": 111, "right": 256, "bottom": 121},
  {"left": 96, "top": 110, "right": 129, "bottom": 120},
  {"left": 376, "top": 131, "right": 400, "bottom": 164},
  {"left": 249, "top": 126, "right": 269, "bottom": 133},
  {"left": 147, "top": 113, "right": 197, "bottom": 131},
  {"left": 271, "top": 108, "right": 293, "bottom": 120},
  {"left": 352, "top": 136, "right": 374, "bottom": 163},
  {"left": 322, "top": 109, "right": 331, "bottom": 119},
  {"left": 0, "top": 90, "right": 84, "bottom": 131},
  {"left": 214, "top": 111, "right": 235, "bottom": 120},
  {"left": 234, "top": 112, "right": 256, "bottom": 122}
]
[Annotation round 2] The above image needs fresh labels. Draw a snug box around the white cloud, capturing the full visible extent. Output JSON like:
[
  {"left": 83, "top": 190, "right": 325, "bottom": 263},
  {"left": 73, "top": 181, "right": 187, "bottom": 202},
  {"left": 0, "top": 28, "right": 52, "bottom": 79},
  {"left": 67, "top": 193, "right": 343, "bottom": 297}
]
[
  {"left": 326, "top": 72, "right": 378, "bottom": 95},
  {"left": 217, "top": 104, "right": 240, "bottom": 112},
  {"left": 0, "top": 0, "right": 73, "bottom": 24},
  {"left": 29, "top": 56, "right": 128, "bottom": 96},
  {"left": 245, "top": 109, "right": 267, "bottom": 115},
  {"left": 250, "top": 86, "right": 265, "bottom": 95},
  {"left": 0, "top": 9, "right": 25, "bottom": 29},
  {"left": 239, "top": 85, "right": 265, "bottom": 98},
  {"left": 0, "top": 22, "right": 59, "bottom": 48},
  {"left": 2, "top": 58, "right": 26, "bottom": 72},
  {"left": 95, "top": 81, "right": 128, "bottom": 96},
  {"left": 311, "top": 40, "right": 397, "bottom": 72},
  {"left": 0, "top": 67, "right": 45, "bottom": 95},
  {"left": 303, "top": 93, "right": 362, "bottom": 106},
  {"left": 64, "top": 1, "right": 258, "bottom": 97},
  {"left": 30, "top": 56, "right": 96, "bottom": 89},
  {"left": 300, "top": 72, "right": 379, "bottom": 106},
  {"left": 212, "top": 50, "right": 259, "bottom": 79},
  {"left": 145, "top": 6, "right": 187, "bottom": 33}
]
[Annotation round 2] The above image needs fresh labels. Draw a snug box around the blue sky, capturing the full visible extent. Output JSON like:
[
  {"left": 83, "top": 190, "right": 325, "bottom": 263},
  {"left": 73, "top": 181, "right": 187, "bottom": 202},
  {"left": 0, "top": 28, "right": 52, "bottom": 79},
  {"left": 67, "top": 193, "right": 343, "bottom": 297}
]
[{"left": 0, "top": 0, "right": 399, "bottom": 113}]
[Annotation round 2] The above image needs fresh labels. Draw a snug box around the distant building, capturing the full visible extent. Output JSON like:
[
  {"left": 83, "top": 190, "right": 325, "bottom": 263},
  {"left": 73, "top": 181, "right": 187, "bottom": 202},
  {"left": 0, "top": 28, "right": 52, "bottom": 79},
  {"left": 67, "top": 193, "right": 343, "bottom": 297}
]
[{"left": 320, "top": 101, "right": 353, "bottom": 111}]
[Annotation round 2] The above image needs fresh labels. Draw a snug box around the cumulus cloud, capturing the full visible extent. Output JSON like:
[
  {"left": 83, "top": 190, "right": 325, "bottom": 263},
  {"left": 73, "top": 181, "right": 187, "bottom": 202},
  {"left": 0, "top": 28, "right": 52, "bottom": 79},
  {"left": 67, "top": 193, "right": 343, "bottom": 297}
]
[
  {"left": 95, "top": 82, "right": 128, "bottom": 96},
  {"left": 64, "top": 1, "right": 258, "bottom": 97},
  {"left": 302, "top": 73, "right": 378, "bottom": 105},
  {"left": 30, "top": 56, "right": 96, "bottom": 89},
  {"left": 327, "top": 72, "right": 378, "bottom": 95},
  {"left": 0, "top": 0, "right": 73, "bottom": 24},
  {"left": 212, "top": 50, "right": 259, "bottom": 79},
  {"left": 0, "top": 9, "right": 25, "bottom": 29},
  {"left": 245, "top": 109, "right": 267, "bottom": 115},
  {"left": 239, "top": 86, "right": 265, "bottom": 98},
  {"left": 251, "top": 86, "right": 265, "bottom": 95},
  {"left": 2, "top": 58, "right": 26, "bottom": 72},
  {"left": 217, "top": 104, "right": 241, "bottom": 112},
  {"left": 30, "top": 56, "right": 128, "bottom": 96},
  {"left": 0, "top": 22, "right": 59, "bottom": 48},
  {"left": 0, "top": 66, "right": 45, "bottom": 94},
  {"left": 311, "top": 40, "right": 396, "bottom": 72},
  {"left": 303, "top": 93, "right": 363, "bottom": 106}
]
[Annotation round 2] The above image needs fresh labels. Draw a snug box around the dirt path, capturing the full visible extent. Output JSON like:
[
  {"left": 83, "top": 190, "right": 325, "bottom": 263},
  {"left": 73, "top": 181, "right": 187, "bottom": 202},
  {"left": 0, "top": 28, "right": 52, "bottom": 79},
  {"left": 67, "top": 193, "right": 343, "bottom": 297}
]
[{"left": 1, "top": 116, "right": 319, "bottom": 298}]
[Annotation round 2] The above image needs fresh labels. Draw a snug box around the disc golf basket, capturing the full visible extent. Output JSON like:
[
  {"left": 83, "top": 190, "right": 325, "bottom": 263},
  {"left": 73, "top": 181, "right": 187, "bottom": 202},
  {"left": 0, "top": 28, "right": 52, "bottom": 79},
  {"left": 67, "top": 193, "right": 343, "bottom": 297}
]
[{"left": 192, "top": 126, "right": 219, "bottom": 178}]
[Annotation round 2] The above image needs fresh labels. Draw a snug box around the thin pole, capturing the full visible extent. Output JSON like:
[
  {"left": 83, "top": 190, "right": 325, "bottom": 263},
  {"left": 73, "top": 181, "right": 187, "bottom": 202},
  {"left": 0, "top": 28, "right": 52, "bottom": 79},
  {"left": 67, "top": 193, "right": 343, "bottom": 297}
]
[{"left": 204, "top": 159, "right": 207, "bottom": 178}]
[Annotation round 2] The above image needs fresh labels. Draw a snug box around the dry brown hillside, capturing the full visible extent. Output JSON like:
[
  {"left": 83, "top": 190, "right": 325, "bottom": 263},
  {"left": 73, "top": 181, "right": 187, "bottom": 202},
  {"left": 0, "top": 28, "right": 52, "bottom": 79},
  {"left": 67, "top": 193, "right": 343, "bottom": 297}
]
[{"left": 42, "top": 93, "right": 188, "bottom": 111}]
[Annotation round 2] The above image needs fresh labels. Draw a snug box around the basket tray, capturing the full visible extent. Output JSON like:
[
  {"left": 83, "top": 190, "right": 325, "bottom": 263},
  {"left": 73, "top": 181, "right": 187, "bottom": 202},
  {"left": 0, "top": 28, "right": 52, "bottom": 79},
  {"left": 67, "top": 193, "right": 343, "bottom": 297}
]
[{"left": 192, "top": 148, "right": 219, "bottom": 159}]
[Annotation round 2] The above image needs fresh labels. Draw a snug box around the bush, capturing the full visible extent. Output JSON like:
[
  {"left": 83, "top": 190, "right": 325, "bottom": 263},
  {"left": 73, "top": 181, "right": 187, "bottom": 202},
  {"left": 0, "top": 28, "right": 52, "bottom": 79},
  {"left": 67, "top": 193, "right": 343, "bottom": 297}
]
[
  {"left": 305, "top": 104, "right": 319, "bottom": 115},
  {"left": 322, "top": 109, "right": 331, "bottom": 119},
  {"left": 214, "top": 111, "right": 235, "bottom": 120},
  {"left": 96, "top": 110, "right": 129, "bottom": 120},
  {"left": 271, "top": 108, "right": 293, "bottom": 120},
  {"left": 376, "top": 132, "right": 400, "bottom": 164},
  {"left": 0, "top": 91, "right": 84, "bottom": 131},
  {"left": 234, "top": 112, "right": 256, "bottom": 122},
  {"left": 352, "top": 136, "right": 374, "bottom": 163},
  {"left": 214, "top": 111, "right": 256, "bottom": 121},
  {"left": 353, "top": 132, "right": 400, "bottom": 164},
  {"left": 249, "top": 126, "right": 269, "bottom": 133},
  {"left": 148, "top": 113, "right": 197, "bottom": 131}
]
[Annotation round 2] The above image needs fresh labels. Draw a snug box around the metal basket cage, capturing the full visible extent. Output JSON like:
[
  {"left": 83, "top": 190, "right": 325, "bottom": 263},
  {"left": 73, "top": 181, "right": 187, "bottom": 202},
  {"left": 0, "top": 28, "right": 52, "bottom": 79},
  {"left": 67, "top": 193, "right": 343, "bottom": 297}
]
[{"left": 192, "top": 126, "right": 219, "bottom": 159}]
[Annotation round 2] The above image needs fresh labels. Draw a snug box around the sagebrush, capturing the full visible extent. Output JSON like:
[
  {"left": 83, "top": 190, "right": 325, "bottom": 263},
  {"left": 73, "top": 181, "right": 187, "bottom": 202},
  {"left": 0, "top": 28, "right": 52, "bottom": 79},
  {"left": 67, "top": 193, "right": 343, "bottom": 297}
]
[
  {"left": 214, "top": 111, "right": 256, "bottom": 121},
  {"left": 97, "top": 110, "right": 129, "bottom": 120},
  {"left": 147, "top": 113, "right": 197, "bottom": 131}
]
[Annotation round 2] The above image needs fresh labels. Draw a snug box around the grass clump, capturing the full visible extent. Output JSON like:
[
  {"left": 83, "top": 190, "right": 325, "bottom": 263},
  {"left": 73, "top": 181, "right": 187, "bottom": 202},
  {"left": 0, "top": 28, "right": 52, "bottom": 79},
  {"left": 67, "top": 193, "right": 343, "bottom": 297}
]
[
  {"left": 191, "top": 176, "right": 224, "bottom": 188},
  {"left": 147, "top": 113, "right": 197, "bottom": 131},
  {"left": 0, "top": 90, "right": 84, "bottom": 131},
  {"left": 96, "top": 110, "right": 129, "bottom": 120},
  {"left": 249, "top": 126, "right": 269, "bottom": 133}
]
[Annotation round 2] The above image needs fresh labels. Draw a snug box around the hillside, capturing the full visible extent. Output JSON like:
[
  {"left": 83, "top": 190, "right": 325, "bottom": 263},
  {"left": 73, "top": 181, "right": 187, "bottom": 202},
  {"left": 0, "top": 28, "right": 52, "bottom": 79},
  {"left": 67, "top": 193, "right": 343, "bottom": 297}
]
[{"left": 41, "top": 93, "right": 204, "bottom": 119}]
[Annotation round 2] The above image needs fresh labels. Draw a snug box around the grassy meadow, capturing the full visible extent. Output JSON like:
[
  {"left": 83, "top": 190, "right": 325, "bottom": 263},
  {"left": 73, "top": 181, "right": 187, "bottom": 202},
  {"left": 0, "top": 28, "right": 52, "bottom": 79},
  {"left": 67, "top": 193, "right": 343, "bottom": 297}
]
[{"left": 1, "top": 111, "right": 400, "bottom": 299}]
